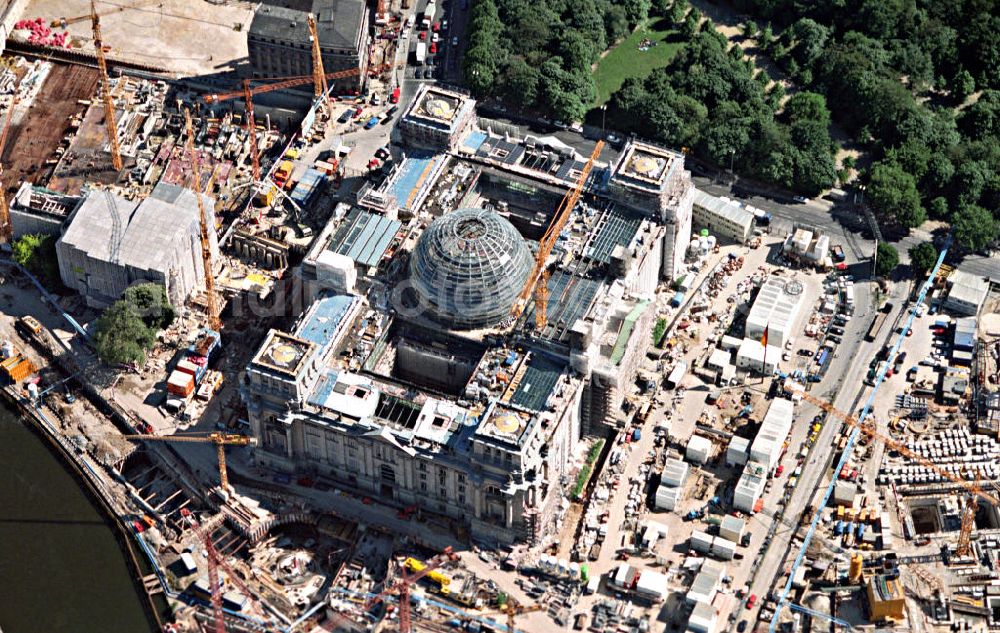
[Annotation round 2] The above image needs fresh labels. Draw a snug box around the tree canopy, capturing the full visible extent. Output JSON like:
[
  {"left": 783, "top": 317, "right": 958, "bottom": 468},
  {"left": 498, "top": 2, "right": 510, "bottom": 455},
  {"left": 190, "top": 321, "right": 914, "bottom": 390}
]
[
  {"left": 907, "top": 242, "right": 938, "bottom": 276},
  {"left": 875, "top": 242, "right": 899, "bottom": 278},
  {"left": 12, "top": 233, "right": 60, "bottom": 288},
  {"left": 93, "top": 283, "right": 175, "bottom": 365}
]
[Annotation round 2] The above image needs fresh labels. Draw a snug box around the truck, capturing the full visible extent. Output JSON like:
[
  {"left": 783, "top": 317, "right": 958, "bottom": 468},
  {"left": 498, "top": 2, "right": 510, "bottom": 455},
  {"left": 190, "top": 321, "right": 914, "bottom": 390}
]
[
  {"left": 831, "top": 244, "right": 846, "bottom": 262},
  {"left": 666, "top": 361, "right": 687, "bottom": 389},
  {"left": 865, "top": 303, "right": 893, "bottom": 343},
  {"left": 415, "top": 41, "right": 427, "bottom": 64},
  {"left": 273, "top": 160, "right": 294, "bottom": 187},
  {"left": 390, "top": 86, "right": 400, "bottom": 104}
]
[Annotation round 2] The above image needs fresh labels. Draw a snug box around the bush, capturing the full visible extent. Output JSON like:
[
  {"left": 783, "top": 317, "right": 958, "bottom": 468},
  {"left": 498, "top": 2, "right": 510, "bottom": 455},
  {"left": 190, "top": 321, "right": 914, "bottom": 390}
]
[{"left": 653, "top": 318, "right": 668, "bottom": 345}]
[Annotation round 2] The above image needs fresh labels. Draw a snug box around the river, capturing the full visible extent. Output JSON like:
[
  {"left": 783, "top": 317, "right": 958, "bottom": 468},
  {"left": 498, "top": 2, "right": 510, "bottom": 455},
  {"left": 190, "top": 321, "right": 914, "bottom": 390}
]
[{"left": 0, "top": 402, "right": 154, "bottom": 633}]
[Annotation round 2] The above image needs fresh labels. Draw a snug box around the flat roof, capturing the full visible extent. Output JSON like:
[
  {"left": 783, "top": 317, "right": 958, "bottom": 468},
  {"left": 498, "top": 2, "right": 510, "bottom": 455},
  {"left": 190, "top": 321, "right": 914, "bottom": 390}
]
[
  {"left": 746, "top": 277, "right": 805, "bottom": 335},
  {"left": 583, "top": 204, "right": 644, "bottom": 264},
  {"left": 250, "top": 0, "right": 365, "bottom": 50},
  {"left": 691, "top": 189, "right": 754, "bottom": 228},
  {"left": 294, "top": 293, "right": 359, "bottom": 357},
  {"left": 509, "top": 353, "right": 566, "bottom": 412},
  {"left": 610, "top": 140, "right": 683, "bottom": 193},
  {"left": 326, "top": 208, "right": 402, "bottom": 268},
  {"left": 251, "top": 330, "right": 316, "bottom": 377},
  {"left": 404, "top": 85, "right": 475, "bottom": 131}
]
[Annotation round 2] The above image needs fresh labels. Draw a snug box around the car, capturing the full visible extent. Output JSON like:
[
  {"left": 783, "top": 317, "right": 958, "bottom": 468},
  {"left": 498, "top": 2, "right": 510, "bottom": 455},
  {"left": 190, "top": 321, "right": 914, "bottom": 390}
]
[
  {"left": 746, "top": 594, "right": 757, "bottom": 609},
  {"left": 432, "top": 21, "right": 440, "bottom": 31},
  {"left": 737, "top": 620, "right": 748, "bottom": 633},
  {"left": 379, "top": 115, "right": 393, "bottom": 125},
  {"left": 430, "top": 42, "right": 438, "bottom": 54},
  {"left": 367, "top": 158, "right": 380, "bottom": 169},
  {"left": 375, "top": 146, "right": 390, "bottom": 159},
  {"left": 830, "top": 326, "right": 845, "bottom": 335},
  {"left": 552, "top": 119, "right": 569, "bottom": 129},
  {"left": 606, "top": 132, "right": 623, "bottom": 146},
  {"left": 451, "top": 35, "right": 459, "bottom": 46},
  {"left": 424, "top": 68, "right": 433, "bottom": 79},
  {"left": 828, "top": 335, "right": 842, "bottom": 344},
  {"left": 792, "top": 195, "right": 810, "bottom": 203},
  {"left": 432, "top": 32, "right": 441, "bottom": 43},
  {"left": 364, "top": 116, "right": 380, "bottom": 129},
  {"left": 782, "top": 352, "right": 790, "bottom": 361},
  {"left": 906, "top": 327, "right": 913, "bottom": 336},
  {"left": 418, "top": 31, "right": 427, "bottom": 40},
  {"left": 775, "top": 465, "right": 785, "bottom": 477},
  {"left": 337, "top": 109, "right": 352, "bottom": 123}
]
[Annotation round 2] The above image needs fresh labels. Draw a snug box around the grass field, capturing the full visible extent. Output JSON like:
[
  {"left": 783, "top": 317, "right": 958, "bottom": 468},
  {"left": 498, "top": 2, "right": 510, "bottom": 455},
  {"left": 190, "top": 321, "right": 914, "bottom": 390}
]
[{"left": 592, "top": 18, "right": 682, "bottom": 106}]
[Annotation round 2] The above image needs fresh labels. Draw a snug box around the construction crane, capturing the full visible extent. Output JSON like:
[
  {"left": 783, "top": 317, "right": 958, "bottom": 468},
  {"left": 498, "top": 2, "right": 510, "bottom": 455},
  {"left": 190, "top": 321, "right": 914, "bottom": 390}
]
[
  {"left": 307, "top": 14, "right": 330, "bottom": 103},
  {"left": 241, "top": 80, "right": 261, "bottom": 183},
  {"left": 464, "top": 598, "right": 544, "bottom": 633},
  {"left": 126, "top": 432, "right": 256, "bottom": 490},
  {"left": 509, "top": 140, "right": 604, "bottom": 330},
  {"left": 0, "top": 95, "right": 18, "bottom": 243},
  {"left": 202, "top": 67, "right": 361, "bottom": 104},
  {"left": 368, "top": 547, "right": 459, "bottom": 633},
  {"left": 91, "top": 0, "right": 123, "bottom": 171},
  {"left": 183, "top": 513, "right": 268, "bottom": 633},
  {"left": 789, "top": 386, "right": 1000, "bottom": 544},
  {"left": 183, "top": 108, "right": 222, "bottom": 331}
]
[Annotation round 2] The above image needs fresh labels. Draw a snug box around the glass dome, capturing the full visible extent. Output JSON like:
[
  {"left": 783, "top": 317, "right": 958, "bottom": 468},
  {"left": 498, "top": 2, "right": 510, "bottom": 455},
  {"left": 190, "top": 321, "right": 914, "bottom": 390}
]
[{"left": 409, "top": 208, "right": 533, "bottom": 329}]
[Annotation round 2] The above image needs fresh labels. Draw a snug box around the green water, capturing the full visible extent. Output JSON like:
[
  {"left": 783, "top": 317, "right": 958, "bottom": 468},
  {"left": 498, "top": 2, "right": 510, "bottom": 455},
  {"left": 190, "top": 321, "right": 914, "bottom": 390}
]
[{"left": 0, "top": 403, "right": 154, "bottom": 633}]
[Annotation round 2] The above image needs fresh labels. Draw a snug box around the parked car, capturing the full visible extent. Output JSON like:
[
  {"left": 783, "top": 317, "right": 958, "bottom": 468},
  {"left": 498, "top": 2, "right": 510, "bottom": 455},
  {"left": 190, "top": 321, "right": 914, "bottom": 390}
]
[
  {"left": 746, "top": 594, "right": 757, "bottom": 609},
  {"left": 451, "top": 35, "right": 459, "bottom": 46},
  {"left": 430, "top": 42, "right": 438, "bottom": 54}
]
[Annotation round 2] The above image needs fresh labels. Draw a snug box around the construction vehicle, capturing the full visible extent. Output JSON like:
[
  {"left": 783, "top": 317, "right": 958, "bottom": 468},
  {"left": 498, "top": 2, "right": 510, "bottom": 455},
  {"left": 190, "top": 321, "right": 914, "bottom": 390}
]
[
  {"left": 52, "top": 0, "right": 161, "bottom": 28},
  {"left": 508, "top": 141, "right": 603, "bottom": 330},
  {"left": 367, "top": 547, "right": 459, "bottom": 633},
  {"left": 787, "top": 385, "right": 1000, "bottom": 556},
  {"left": 125, "top": 432, "right": 256, "bottom": 490},
  {"left": 403, "top": 557, "right": 451, "bottom": 592},
  {"left": 182, "top": 109, "right": 221, "bottom": 331},
  {"left": 90, "top": 0, "right": 122, "bottom": 171},
  {"left": 0, "top": 95, "right": 18, "bottom": 243},
  {"left": 465, "top": 598, "right": 544, "bottom": 633}
]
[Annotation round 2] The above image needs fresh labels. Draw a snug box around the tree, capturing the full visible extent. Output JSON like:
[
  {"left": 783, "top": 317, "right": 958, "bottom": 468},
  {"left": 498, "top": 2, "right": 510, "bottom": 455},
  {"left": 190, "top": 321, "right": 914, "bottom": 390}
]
[
  {"left": 623, "top": 0, "right": 651, "bottom": 26},
  {"left": 604, "top": 4, "right": 630, "bottom": 42},
  {"left": 11, "top": 233, "right": 60, "bottom": 288},
  {"left": 93, "top": 302, "right": 156, "bottom": 365},
  {"left": 122, "top": 283, "right": 175, "bottom": 331},
  {"left": 680, "top": 12, "right": 699, "bottom": 38},
  {"left": 668, "top": 0, "right": 686, "bottom": 24},
  {"left": 783, "top": 92, "right": 830, "bottom": 126},
  {"left": 875, "top": 242, "right": 899, "bottom": 278},
  {"left": 758, "top": 23, "right": 775, "bottom": 50},
  {"left": 500, "top": 57, "right": 541, "bottom": 109},
  {"left": 743, "top": 20, "right": 758, "bottom": 39},
  {"left": 908, "top": 242, "right": 938, "bottom": 276},
  {"left": 953, "top": 204, "right": 998, "bottom": 252},
  {"left": 951, "top": 69, "right": 975, "bottom": 104},
  {"left": 866, "top": 161, "right": 926, "bottom": 229}
]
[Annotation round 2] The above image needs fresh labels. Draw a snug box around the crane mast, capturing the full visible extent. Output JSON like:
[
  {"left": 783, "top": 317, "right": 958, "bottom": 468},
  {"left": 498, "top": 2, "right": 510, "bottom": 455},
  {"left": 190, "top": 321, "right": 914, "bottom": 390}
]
[
  {"left": 510, "top": 141, "right": 604, "bottom": 330},
  {"left": 91, "top": 0, "right": 123, "bottom": 171},
  {"left": 368, "top": 547, "right": 459, "bottom": 633},
  {"left": 183, "top": 109, "right": 222, "bottom": 332},
  {"left": 0, "top": 95, "right": 18, "bottom": 243},
  {"left": 242, "top": 80, "right": 261, "bottom": 183},
  {"left": 307, "top": 14, "right": 330, "bottom": 102}
]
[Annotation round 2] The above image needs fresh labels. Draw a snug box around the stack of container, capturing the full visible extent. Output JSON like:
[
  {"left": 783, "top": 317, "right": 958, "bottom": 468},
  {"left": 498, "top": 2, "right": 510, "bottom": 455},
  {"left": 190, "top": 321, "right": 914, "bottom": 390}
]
[
  {"left": 167, "top": 329, "right": 221, "bottom": 400},
  {"left": 290, "top": 168, "right": 327, "bottom": 207}
]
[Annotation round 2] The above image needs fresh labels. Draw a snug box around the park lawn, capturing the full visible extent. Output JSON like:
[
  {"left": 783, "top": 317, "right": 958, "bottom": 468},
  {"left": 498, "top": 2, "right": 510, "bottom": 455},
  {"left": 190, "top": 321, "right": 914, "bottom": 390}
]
[{"left": 592, "top": 18, "right": 682, "bottom": 106}]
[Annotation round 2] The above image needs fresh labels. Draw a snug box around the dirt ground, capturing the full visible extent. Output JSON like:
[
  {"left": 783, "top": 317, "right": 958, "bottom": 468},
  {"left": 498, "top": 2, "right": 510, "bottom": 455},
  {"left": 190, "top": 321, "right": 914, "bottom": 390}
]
[
  {"left": 1, "top": 63, "right": 97, "bottom": 193},
  {"left": 20, "top": 0, "right": 256, "bottom": 77}
]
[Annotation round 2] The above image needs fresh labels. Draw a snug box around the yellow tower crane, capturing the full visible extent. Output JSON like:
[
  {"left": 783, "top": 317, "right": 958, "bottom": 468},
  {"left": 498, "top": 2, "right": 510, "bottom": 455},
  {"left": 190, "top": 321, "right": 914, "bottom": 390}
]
[
  {"left": 789, "top": 385, "right": 1000, "bottom": 557},
  {"left": 509, "top": 141, "right": 604, "bottom": 331},
  {"left": 0, "top": 95, "right": 19, "bottom": 243},
  {"left": 90, "top": 0, "right": 123, "bottom": 171},
  {"left": 126, "top": 432, "right": 256, "bottom": 490},
  {"left": 183, "top": 108, "right": 222, "bottom": 331}
]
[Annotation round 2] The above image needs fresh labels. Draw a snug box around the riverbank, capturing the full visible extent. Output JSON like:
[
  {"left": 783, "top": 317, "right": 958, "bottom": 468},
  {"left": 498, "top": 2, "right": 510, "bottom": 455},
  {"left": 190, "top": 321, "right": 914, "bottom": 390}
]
[{"left": 0, "top": 390, "right": 164, "bottom": 632}]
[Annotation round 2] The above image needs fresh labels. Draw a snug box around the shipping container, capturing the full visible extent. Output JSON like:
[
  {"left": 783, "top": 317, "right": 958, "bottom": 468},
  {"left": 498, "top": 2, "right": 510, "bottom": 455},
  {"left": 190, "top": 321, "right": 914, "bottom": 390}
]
[
  {"left": 188, "top": 329, "right": 221, "bottom": 360},
  {"left": 1, "top": 355, "right": 36, "bottom": 383},
  {"left": 167, "top": 370, "right": 195, "bottom": 397}
]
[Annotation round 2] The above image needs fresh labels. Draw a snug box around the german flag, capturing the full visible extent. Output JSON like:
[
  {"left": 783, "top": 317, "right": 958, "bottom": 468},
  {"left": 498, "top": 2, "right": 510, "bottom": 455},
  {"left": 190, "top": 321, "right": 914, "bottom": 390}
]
[{"left": 760, "top": 325, "right": 769, "bottom": 348}]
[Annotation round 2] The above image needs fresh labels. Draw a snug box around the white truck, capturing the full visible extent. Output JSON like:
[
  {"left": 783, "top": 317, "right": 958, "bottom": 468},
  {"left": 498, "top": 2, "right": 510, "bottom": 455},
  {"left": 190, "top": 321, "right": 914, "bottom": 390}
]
[{"left": 415, "top": 41, "right": 427, "bottom": 64}]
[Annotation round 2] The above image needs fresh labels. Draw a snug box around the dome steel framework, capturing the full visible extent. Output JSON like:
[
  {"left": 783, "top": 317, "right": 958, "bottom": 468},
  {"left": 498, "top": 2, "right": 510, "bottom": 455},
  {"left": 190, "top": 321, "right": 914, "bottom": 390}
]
[{"left": 409, "top": 208, "right": 533, "bottom": 329}]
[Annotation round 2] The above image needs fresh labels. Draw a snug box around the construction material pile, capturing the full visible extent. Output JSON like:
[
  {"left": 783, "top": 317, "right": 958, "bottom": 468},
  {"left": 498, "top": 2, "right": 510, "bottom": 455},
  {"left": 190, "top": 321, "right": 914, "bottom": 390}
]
[{"left": 14, "top": 18, "right": 72, "bottom": 48}]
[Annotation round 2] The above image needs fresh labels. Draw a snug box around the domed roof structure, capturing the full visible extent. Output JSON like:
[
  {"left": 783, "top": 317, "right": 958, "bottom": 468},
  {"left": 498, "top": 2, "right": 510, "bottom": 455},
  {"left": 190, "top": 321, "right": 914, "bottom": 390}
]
[{"left": 409, "top": 208, "right": 533, "bottom": 329}]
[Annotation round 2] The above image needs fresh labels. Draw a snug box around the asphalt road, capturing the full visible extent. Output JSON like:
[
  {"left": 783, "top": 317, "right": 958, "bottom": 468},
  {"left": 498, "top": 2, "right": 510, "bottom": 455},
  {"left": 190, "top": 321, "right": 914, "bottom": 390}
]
[{"left": 742, "top": 281, "right": 910, "bottom": 629}]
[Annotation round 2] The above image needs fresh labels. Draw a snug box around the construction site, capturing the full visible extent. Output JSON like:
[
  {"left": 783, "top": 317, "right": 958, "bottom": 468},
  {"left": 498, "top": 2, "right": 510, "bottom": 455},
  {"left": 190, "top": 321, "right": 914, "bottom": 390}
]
[{"left": 0, "top": 0, "right": 999, "bottom": 633}]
